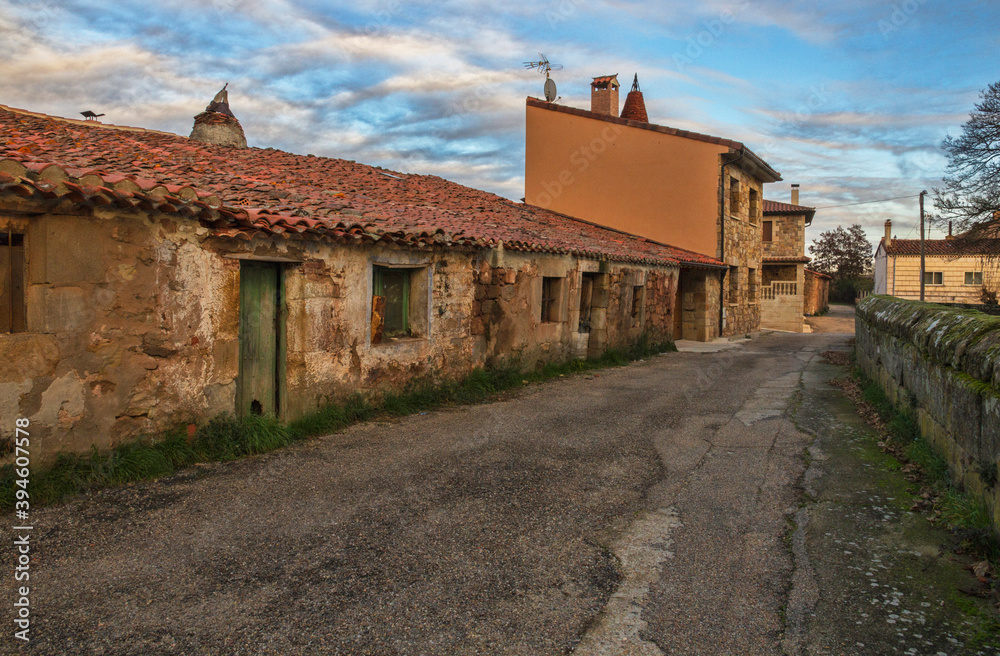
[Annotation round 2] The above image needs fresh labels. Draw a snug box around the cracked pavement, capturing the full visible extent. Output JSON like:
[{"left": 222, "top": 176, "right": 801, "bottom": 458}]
[{"left": 3, "top": 306, "right": 996, "bottom": 654}]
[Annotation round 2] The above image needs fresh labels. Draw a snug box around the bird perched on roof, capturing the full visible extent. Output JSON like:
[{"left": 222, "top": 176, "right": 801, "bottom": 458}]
[{"left": 80, "top": 111, "right": 105, "bottom": 120}]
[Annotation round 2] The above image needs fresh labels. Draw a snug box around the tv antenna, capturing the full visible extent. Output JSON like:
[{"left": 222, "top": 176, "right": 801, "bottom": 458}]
[{"left": 523, "top": 53, "right": 562, "bottom": 102}]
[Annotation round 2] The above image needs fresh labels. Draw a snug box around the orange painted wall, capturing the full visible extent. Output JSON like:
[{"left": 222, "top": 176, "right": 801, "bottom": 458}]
[{"left": 524, "top": 104, "right": 729, "bottom": 258}]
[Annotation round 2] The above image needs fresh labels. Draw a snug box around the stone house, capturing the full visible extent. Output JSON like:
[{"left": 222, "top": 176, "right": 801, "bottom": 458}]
[
  {"left": 523, "top": 74, "right": 782, "bottom": 338},
  {"left": 0, "top": 99, "right": 725, "bottom": 463},
  {"left": 759, "top": 193, "right": 816, "bottom": 332},
  {"left": 803, "top": 269, "right": 831, "bottom": 316},
  {"left": 874, "top": 220, "right": 1000, "bottom": 304}
]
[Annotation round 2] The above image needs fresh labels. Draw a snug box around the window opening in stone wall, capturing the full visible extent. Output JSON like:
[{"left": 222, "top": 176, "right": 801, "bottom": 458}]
[
  {"left": 749, "top": 188, "right": 759, "bottom": 223},
  {"left": 728, "top": 266, "right": 739, "bottom": 302},
  {"left": 729, "top": 177, "right": 740, "bottom": 216},
  {"left": 541, "top": 276, "right": 561, "bottom": 323},
  {"left": 965, "top": 271, "right": 983, "bottom": 285},
  {"left": 372, "top": 265, "right": 412, "bottom": 341},
  {"left": 631, "top": 285, "right": 644, "bottom": 320},
  {"left": 0, "top": 230, "right": 26, "bottom": 333},
  {"left": 763, "top": 221, "right": 773, "bottom": 242},
  {"left": 923, "top": 271, "right": 943, "bottom": 285},
  {"left": 748, "top": 267, "right": 757, "bottom": 301},
  {"left": 579, "top": 273, "right": 596, "bottom": 332}
]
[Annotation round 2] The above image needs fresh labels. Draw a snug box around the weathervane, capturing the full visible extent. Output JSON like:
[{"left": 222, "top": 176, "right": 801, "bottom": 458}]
[{"left": 523, "top": 53, "right": 563, "bottom": 102}]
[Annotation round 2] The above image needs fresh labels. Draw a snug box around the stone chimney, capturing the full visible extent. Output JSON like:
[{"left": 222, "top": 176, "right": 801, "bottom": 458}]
[
  {"left": 791, "top": 183, "right": 800, "bottom": 205},
  {"left": 620, "top": 74, "right": 648, "bottom": 123},
  {"left": 591, "top": 75, "right": 620, "bottom": 117},
  {"left": 884, "top": 219, "right": 892, "bottom": 247},
  {"left": 189, "top": 84, "right": 247, "bottom": 148}
]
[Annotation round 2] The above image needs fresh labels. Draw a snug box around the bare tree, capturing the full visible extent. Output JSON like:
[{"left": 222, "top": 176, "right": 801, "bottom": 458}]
[{"left": 933, "top": 81, "right": 1000, "bottom": 236}]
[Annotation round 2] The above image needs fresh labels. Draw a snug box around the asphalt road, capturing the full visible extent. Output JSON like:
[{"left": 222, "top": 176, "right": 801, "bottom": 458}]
[{"left": 4, "top": 309, "right": 990, "bottom": 655}]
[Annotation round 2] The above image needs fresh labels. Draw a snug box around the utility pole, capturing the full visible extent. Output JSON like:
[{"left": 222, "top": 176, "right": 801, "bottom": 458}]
[{"left": 919, "top": 190, "right": 927, "bottom": 302}]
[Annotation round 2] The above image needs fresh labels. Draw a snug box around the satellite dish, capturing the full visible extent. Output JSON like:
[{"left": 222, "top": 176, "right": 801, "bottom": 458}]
[{"left": 544, "top": 78, "right": 557, "bottom": 102}]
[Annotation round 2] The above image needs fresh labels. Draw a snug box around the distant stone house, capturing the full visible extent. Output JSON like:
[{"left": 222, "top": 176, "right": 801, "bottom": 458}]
[
  {"left": 0, "top": 98, "right": 725, "bottom": 463},
  {"left": 523, "top": 74, "right": 783, "bottom": 338},
  {"left": 759, "top": 195, "right": 816, "bottom": 331},
  {"left": 874, "top": 220, "right": 1000, "bottom": 304},
  {"left": 803, "top": 269, "right": 831, "bottom": 316}
]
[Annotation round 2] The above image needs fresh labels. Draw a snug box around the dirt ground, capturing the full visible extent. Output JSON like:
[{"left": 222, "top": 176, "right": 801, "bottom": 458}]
[{"left": 806, "top": 303, "right": 857, "bottom": 334}]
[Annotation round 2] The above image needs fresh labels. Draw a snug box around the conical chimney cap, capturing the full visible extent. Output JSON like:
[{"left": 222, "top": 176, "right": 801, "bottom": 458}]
[{"left": 620, "top": 74, "right": 648, "bottom": 123}]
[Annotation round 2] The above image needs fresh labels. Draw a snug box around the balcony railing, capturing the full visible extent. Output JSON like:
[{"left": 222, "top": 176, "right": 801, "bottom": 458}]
[{"left": 761, "top": 282, "right": 797, "bottom": 300}]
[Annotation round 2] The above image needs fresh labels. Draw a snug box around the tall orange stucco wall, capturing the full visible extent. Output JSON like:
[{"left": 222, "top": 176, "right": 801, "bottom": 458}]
[{"left": 524, "top": 104, "right": 729, "bottom": 258}]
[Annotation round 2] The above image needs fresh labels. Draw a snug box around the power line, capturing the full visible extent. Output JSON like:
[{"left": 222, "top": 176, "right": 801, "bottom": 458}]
[{"left": 813, "top": 193, "right": 923, "bottom": 210}]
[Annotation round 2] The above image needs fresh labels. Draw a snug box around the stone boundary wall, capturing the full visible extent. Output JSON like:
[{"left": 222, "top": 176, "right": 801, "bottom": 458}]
[{"left": 855, "top": 295, "right": 1000, "bottom": 536}]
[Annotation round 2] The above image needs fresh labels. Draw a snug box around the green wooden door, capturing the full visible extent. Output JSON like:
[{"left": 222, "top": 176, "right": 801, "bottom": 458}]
[{"left": 238, "top": 261, "right": 281, "bottom": 417}]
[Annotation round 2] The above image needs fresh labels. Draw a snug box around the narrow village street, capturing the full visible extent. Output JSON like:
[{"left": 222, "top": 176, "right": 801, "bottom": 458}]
[{"left": 2, "top": 306, "right": 996, "bottom": 655}]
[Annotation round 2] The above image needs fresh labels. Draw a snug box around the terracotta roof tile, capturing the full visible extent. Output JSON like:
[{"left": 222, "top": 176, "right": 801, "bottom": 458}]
[
  {"left": 763, "top": 199, "right": 814, "bottom": 214},
  {"left": 0, "top": 104, "right": 723, "bottom": 269},
  {"left": 882, "top": 238, "right": 1000, "bottom": 256},
  {"left": 764, "top": 255, "right": 811, "bottom": 263}
]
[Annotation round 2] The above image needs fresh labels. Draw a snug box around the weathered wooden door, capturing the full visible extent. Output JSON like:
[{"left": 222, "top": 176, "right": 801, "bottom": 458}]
[
  {"left": 238, "top": 261, "right": 282, "bottom": 417},
  {"left": 673, "top": 270, "right": 684, "bottom": 340}
]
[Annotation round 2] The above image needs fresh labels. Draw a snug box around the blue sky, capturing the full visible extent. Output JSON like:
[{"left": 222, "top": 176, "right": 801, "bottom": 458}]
[{"left": 1, "top": 0, "right": 997, "bottom": 251}]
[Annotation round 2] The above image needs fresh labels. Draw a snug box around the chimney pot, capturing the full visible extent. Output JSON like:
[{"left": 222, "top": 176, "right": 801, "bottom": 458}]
[
  {"left": 591, "top": 74, "right": 620, "bottom": 117},
  {"left": 791, "top": 183, "right": 800, "bottom": 206},
  {"left": 884, "top": 219, "right": 892, "bottom": 247}
]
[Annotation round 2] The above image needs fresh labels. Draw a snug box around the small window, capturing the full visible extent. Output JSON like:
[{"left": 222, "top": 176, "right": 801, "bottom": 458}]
[
  {"left": 923, "top": 271, "right": 943, "bottom": 285},
  {"left": 728, "top": 266, "right": 739, "bottom": 302},
  {"left": 631, "top": 285, "right": 644, "bottom": 321},
  {"left": 579, "top": 273, "right": 596, "bottom": 332},
  {"left": 749, "top": 189, "right": 759, "bottom": 224},
  {"left": 763, "top": 221, "right": 773, "bottom": 242},
  {"left": 0, "top": 232, "right": 26, "bottom": 333},
  {"left": 541, "top": 276, "right": 563, "bottom": 323},
  {"left": 729, "top": 177, "right": 740, "bottom": 216},
  {"left": 965, "top": 272, "right": 983, "bottom": 285},
  {"left": 372, "top": 264, "right": 430, "bottom": 343},
  {"left": 748, "top": 267, "right": 757, "bottom": 302}
]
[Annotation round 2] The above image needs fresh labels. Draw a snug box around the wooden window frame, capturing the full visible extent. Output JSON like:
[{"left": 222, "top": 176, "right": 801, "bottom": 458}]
[
  {"left": 0, "top": 228, "right": 26, "bottom": 334},
  {"left": 923, "top": 271, "right": 944, "bottom": 286},
  {"left": 964, "top": 271, "right": 983, "bottom": 285},
  {"left": 762, "top": 220, "right": 773, "bottom": 243},
  {"left": 541, "top": 276, "right": 563, "bottom": 323}
]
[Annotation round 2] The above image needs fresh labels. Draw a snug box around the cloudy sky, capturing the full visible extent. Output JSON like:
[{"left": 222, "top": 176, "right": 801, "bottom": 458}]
[{"left": 1, "top": 0, "right": 997, "bottom": 250}]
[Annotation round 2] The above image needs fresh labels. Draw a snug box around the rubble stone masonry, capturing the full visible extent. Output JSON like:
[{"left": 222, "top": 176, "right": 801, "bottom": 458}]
[{"left": 722, "top": 165, "right": 763, "bottom": 335}]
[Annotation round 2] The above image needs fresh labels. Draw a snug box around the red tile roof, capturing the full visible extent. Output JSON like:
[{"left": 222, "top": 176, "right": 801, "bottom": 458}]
[
  {"left": 805, "top": 268, "right": 832, "bottom": 279},
  {"left": 881, "top": 237, "right": 1000, "bottom": 256},
  {"left": 764, "top": 256, "right": 811, "bottom": 263},
  {"left": 527, "top": 97, "right": 782, "bottom": 183},
  {"left": 0, "top": 104, "right": 724, "bottom": 268},
  {"left": 591, "top": 75, "right": 619, "bottom": 87},
  {"left": 763, "top": 199, "right": 815, "bottom": 214}
]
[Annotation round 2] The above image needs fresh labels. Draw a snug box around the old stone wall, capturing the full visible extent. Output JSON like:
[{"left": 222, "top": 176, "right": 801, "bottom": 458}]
[
  {"left": 804, "top": 271, "right": 829, "bottom": 315},
  {"left": 0, "top": 205, "right": 691, "bottom": 464},
  {"left": 470, "top": 250, "right": 681, "bottom": 367},
  {"left": 855, "top": 296, "right": 1000, "bottom": 536},
  {"left": 762, "top": 213, "right": 805, "bottom": 259},
  {"left": 722, "top": 165, "right": 763, "bottom": 336}
]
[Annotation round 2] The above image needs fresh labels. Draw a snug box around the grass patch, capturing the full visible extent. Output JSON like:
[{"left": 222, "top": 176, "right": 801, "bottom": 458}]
[
  {"left": 845, "top": 368, "right": 1000, "bottom": 565},
  {"left": 2, "top": 337, "right": 677, "bottom": 511}
]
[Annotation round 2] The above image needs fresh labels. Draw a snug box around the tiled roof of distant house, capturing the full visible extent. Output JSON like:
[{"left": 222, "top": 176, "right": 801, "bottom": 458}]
[
  {"left": 881, "top": 237, "right": 1000, "bottom": 257},
  {"left": 0, "top": 104, "right": 725, "bottom": 268},
  {"left": 526, "top": 97, "right": 782, "bottom": 183},
  {"left": 764, "top": 255, "right": 811, "bottom": 263},
  {"left": 763, "top": 199, "right": 816, "bottom": 225}
]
